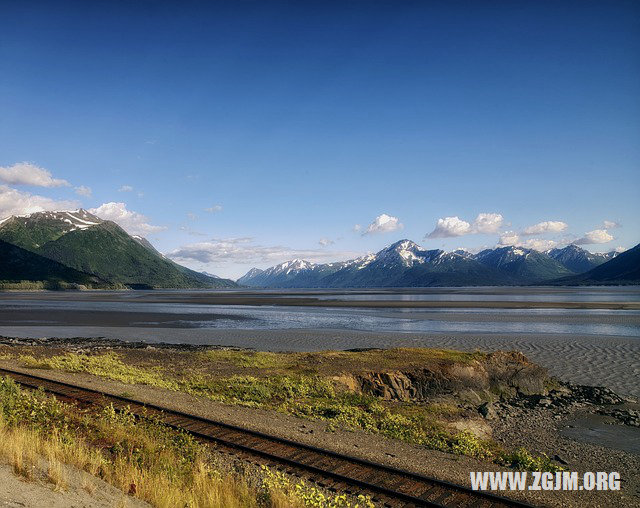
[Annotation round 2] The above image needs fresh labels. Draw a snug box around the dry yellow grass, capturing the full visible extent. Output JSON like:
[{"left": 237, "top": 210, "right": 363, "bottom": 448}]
[
  {"left": 0, "top": 415, "right": 273, "bottom": 507},
  {"left": 0, "top": 377, "right": 373, "bottom": 507}
]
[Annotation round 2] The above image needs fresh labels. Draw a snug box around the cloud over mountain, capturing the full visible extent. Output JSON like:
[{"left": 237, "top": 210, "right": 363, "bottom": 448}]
[
  {"left": 603, "top": 220, "right": 620, "bottom": 229},
  {"left": 498, "top": 231, "right": 520, "bottom": 246},
  {"left": 168, "top": 237, "right": 358, "bottom": 266},
  {"left": 89, "top": 202, "right": 165, "bottom": 236},
  {"left": 427, "top": 216, "right": 472, "bottom": 238},
  {"left": 574, "top": 229, "right": 614, "bottom": 245},
  {"left": 522, "top": 221, "right": 568, "bottom": 235},
  {"left": 0, "top": 185, "right": 79, "bottom": 218},
  {"left": 0, "top": 162, "right": 70, "bottom": 188},
  {"left": 427, "top": 213, "right": 503, "bottom": 238},
  {"left": 473, "top": 213, "right": 504, "bottom": 233},
  {"left": 363, "top": 214, "right": 403, "bottom": 235}
]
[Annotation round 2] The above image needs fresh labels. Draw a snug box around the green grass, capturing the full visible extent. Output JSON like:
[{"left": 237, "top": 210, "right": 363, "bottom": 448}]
[
  {"left": 20, "top": 352, "right": 177, "bottom": 388},
  {"left": 199, "top": 347, "right": 486, "bottom": 375},
  {"left": 14, "top": 351, "right": 562, "bottom": 471},
  {"left": 200, "top": 350, "right": 295, "bottom": 369}
]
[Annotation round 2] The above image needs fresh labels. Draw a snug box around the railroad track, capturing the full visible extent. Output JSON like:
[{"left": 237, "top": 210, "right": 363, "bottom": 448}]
[{"left": 0, "top": 367, "right": 534, "bottom": 508}]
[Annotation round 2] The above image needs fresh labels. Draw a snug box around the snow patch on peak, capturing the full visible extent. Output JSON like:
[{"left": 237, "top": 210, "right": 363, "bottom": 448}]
[
  {"left": 270, "top": 258, "right": 315, "bottom": 275},
  {"left": 343, "top": 253, "right": 376, "bottom": 270},
  {"left": 7, "top": 209, "right": 103, "bottom": 233},
  {"left": 377, "top": 240, "right": 437, "bottom": 267}
]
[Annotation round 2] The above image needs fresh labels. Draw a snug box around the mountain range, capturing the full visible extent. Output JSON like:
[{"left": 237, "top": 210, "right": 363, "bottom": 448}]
[
  {"left": 238, "top": 240, "right": 633, "bottom": 288},
  {"left": 0, "top": 210, "right": 237, "bottom": 289},
  {"left": 1, "top": 209, "right": 635, "bottom": 289},
  {"left": 551, "top": 243, "right": 640, "bottom": 285}
]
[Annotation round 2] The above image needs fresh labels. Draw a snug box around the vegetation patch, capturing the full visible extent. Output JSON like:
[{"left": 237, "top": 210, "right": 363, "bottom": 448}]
[
  {"left": 200, "top": 350, "right": 295, "bottom": 370},
  {"left": 0, "top": 376, "right": 373, "bottom": 507},
  {"left": 13, "top": 350, "right": 561, "bottom": 471}
]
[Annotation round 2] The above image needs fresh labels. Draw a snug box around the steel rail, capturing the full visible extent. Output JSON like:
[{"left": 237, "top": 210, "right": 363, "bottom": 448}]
[{"left": 0, "top": 367, "right": 535, "bottom": 508}]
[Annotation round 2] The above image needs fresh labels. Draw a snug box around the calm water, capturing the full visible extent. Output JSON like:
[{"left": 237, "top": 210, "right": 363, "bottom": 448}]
[
  {"left": 316, "top": 289, "right": 640, "bottom": 303},
  {"left": 0, "top": 287, "right": 638, "bottom": 341}
]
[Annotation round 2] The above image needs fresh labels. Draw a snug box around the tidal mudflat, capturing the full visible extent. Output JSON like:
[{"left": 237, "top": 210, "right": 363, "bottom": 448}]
[{"left": 1, "top": 287, "right": 638, "bottom": 396}]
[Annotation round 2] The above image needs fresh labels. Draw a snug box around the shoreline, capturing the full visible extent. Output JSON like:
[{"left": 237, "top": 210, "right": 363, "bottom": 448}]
[
  {"left": 2, "top": 329, "right": 639, "bottom": 398},
  {"left": 1, "top": 288, "right": 639, "bottom": 310}
]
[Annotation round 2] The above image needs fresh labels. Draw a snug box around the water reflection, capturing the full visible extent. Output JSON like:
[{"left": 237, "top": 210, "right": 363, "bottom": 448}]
[{"left": 1, "top": 298, "right": 638, "bottom": 338}]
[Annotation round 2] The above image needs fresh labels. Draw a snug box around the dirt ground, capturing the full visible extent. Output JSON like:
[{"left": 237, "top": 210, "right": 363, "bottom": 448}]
[{"left": 0, "top": 460, "right": 149, "bottom": 508}]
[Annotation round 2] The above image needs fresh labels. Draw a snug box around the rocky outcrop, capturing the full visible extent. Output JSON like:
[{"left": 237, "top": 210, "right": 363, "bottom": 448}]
[{"left": 333, "top": 351, "right": 549, "bottom": 403}]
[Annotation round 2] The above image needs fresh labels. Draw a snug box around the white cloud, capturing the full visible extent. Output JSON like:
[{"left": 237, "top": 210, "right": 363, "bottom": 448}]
[
  {"left": 352, "top": 224, "right": 362, "bottom": 232},
  {"left": 0, "top": 184, "right": 79, "bottom": 219},
  {"left": 603, "top": 220, "right": 620, "bottom": 229},
  {"left": 614, "top": 246, "right": 626, "bottom": 253},
  {"left": 118, "top": 185, "right": 134, "bottom": 192},
  {"left": 187, "top": 213, "right": 198, "bottom": 221},
  {"left": 205, "top": 204, "right": 223, "bottom": 213},
  {"left": 498, "top": 231, "right": 519, "bottom": 246},
  {"left": 574, "top": 229, "right": 614, "bottom": 245},
  {"left": 168, "top": 237, "right": 358, "bottom": 265},
  {"left": 74, "top": 185, "right": 92, "bottom": 197},
  {"left": 426, "top": 212, "right": 503, "bottom": 238},
  {"left": 520, "top": 238, "right": 558, "bottom": 251},
  {"left": 498, "top": 231, "right": 557, "bottom": 251},
  {"left": 427, "top": 216, "right": 472, "bottom": 238},
  {"left": 522, "top": 221, "right": 568, "bottom": 235},
  {"left": 363, "top": 214, "right": 403, "bottom": 235},
  {"left": 473, "top": 213, "right": 504, "bottom": 234},
  {"left": 0, "top": 162, "right": 70, "bottom": 187},
  {"left": 318, "top": 238, "right": 334, "bottom": 247},
  {"left": 89, "top": 202, "right": 165, "bottom": 236}
]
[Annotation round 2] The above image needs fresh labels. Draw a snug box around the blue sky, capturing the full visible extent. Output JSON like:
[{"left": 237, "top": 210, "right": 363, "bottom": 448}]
[{"left": 1, "top": 1, "right": 639, "bottom": 278}]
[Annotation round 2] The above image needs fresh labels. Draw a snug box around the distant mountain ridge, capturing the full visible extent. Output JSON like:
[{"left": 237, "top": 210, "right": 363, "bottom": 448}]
[
  {"left": 474, "top": 246, "right": 574, "bottom": 281},
  {"left": 547, "top": 244, "right": 615, "bottom": 273},
  {"left": 0, "top": 209, "right": 237, "bottom": 289},
  {"left": 238, "top": 240, "right": 626, "bottom": 288},
  {"left": 551, "top": 243, "right": 640, "bottom": 285}
]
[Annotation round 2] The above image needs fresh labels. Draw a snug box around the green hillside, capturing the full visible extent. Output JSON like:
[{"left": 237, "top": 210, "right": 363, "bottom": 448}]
[
  {"left": 0, "top": 211, "right": 237, "bottom": 289},
  {"left": 0, "top": 215, "right": 77, "bottom": 251},
  {"left": 35, "top": 222, "right": 235, "bottom": 288},
  {"left": 0, "top": 240, "right": 107, "bottom": 289}
]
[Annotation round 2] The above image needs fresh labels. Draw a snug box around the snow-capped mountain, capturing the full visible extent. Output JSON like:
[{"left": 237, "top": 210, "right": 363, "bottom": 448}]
[
  {"left": 268, "top": 259, "right": 316, "bottom": 275},
  {"left": 0, "top": 209, "right": 237, "bottom": 289},
  {"left": 238, "top": 258, "right": 337, "bottom": 287},
  {"left": 237, "top": 239, "right": 627, "bottom": 288},
  {"left": 452, "top": 248, "right": 474, "bottom": 259},
  {"left": 237, "top": 268, "right": 264, "bottom": 285},
  {"left": 373, "top": 240, "right": 441, "bottom": 268},
  {"left": 0, "top": 209, "right": 103, "bottom": 246},
  {"left": 0, "top": 209, "right": 104, "bottom": 252},
  {"left": 474, "top": 246, "right": 573, "bottom": 281},
  {"left": 238, "top": 240, "right": 506, "bottom": 287},
  {"left": 547, "top": 244, "right": 616, "bottom": 273},
  {"left": 552, "top": 243, "right": 640, "bottom": 285}
]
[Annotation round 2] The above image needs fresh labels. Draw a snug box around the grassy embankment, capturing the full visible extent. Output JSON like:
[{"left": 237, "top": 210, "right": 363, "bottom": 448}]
[
  {"left": 8, "top": 348, "right": 560, "bottom": 472},
  {"left": 0, "top": 376, "right": 373, "bottom": 508}
]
